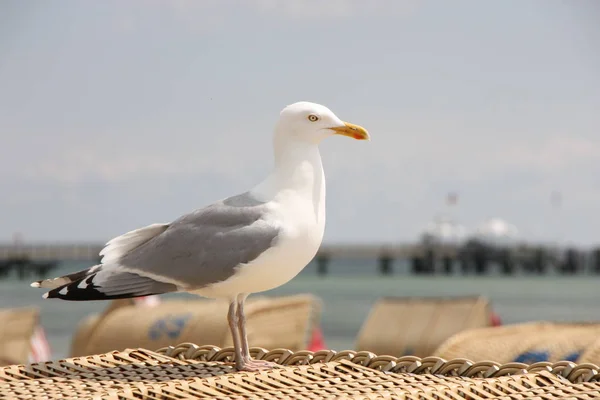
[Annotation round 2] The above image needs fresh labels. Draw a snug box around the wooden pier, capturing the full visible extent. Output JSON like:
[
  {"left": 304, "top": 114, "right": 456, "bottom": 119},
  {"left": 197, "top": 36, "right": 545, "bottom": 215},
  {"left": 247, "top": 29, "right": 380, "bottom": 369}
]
[
  {"left": 0, "top": 241, "right": 579, "bottom": 262},
  {"left": 0, "top": 242, "right": 461, "bottom": 262},
  {"left": 0, "top": 243, "right": 104, "bottom": 262},
  {"left": 0, "top": 241, "right": 599, "bottom": 278}
]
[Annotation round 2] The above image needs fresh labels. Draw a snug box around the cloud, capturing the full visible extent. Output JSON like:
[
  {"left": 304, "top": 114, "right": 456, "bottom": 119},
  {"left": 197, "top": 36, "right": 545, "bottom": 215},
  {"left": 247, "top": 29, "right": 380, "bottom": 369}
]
[
  {"left": 14, "top": 124, "right": 271, "bottom": 186},
  {"left": 367, "top": 122, "right": 600, "bottom": 186},
  {"left": 22, "top": 149, "right": 180, "bottom": 184},
  {"left": 253, "top": 0, "right": 421, "bottom": 18},
  {"left": 502, "top": 136, "right": 599, "bottom": 172},
  {"left": 135, "top": 0, "right": 420, "bottom": 26},
  {"left": 20, "top": 145, "right": 250, "bottom": 185}
]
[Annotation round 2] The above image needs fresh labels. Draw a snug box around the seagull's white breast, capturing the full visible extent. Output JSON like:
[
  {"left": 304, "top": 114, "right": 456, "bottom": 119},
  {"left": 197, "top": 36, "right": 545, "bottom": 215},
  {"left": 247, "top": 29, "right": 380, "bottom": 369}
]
[{"left": 194, "top": 150, "right": 326, "bottom": 300}]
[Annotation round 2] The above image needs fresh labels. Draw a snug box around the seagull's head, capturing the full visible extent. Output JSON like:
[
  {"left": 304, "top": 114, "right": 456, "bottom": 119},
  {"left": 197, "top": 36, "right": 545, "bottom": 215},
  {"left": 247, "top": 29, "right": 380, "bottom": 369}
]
[{"left": 275, "top": 101, "right": 369, "bottom": 144}]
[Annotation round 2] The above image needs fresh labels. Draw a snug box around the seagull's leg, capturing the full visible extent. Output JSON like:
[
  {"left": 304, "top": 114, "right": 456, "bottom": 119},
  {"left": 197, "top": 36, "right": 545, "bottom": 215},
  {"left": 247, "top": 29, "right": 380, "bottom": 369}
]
[
  {"left": 236, "top": 293, "right": 252, "bottom": 361},
  {"left": 227, "top": 299, "right": 245, "bottom": 370},
  {"left": 235, "top": 293, "right": 277, "bottom": 370}
]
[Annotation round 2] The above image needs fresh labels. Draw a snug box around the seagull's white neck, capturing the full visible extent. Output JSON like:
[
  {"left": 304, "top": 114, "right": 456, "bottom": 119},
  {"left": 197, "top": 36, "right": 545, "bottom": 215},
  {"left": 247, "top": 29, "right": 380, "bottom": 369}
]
[{"left": 251, "top": 135, "right": 325, "bottom": 206}]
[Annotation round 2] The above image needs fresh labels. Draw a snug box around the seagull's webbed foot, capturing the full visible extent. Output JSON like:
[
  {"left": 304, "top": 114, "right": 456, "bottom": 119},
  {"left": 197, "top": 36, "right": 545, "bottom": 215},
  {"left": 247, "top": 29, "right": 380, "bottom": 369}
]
[{"left": 236, "top": 357, "right": 278, "bottom": 372}]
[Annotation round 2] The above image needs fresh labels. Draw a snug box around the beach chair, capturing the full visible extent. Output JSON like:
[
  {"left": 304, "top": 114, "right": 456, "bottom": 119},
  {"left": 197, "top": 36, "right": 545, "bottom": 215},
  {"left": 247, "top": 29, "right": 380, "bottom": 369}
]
[
  {"left": 0, "top": 307, "right": 49, "bottom": 365},
  {"left": 70, "top": 294, "right": 321, "bottom": 357},
  {"left": 435, "top": 321, "right": 600, "bottom": 363},
  {"left": 579, "top": 336, "right": 600, "bottom": 364},
  {"left": 355, "top": 295, "right": 493, "bottom": 357}
]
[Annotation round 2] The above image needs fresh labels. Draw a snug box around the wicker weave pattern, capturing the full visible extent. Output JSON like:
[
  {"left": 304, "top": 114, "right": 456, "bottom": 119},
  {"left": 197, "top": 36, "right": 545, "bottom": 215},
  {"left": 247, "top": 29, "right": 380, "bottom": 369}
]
[
  {"left": 158, "top": 344, "right": 600, "bottom": 383},
  {"left": 1, "top": 344, "right": 600, "bottom": 399}
]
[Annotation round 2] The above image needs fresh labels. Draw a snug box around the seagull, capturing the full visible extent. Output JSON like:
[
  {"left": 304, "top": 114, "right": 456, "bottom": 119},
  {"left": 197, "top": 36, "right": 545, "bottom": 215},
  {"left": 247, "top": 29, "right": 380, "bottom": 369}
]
[{"left": 31, "top": 101, "right": 369, "bottom": 371}]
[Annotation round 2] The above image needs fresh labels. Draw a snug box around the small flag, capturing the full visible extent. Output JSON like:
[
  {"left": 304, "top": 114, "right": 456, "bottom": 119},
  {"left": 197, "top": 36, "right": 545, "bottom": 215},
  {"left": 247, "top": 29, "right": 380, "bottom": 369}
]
[
  {"left": 133, "top": 295, "right": 161, "bottom": 307},
  {"left": 28, "top": 325, "right": 52, "bottom": 363},
  {"left": 307, "top": 327, "right": 326, "bottom": 352}
]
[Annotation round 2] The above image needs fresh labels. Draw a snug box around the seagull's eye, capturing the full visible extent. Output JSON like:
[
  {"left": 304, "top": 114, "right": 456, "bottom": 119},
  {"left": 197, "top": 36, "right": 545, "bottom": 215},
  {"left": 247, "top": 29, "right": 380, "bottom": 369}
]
[{"left": 308, "top": 114, "right": 319, "bottom": 122}]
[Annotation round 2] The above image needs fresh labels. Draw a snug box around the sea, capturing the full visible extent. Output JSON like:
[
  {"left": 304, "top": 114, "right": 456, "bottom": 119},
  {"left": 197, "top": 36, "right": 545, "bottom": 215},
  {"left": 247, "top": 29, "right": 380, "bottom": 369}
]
[{"left": 1, "top": 258, "right": 598, "bottom": 360}]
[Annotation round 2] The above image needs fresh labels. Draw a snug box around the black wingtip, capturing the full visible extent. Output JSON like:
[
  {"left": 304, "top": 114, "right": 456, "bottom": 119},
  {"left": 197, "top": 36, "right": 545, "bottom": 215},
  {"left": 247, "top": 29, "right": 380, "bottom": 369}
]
[
  {"left": 44, "top": 281, "right": 111, "bottom": 301},
  {"left": 45, "top": 276, "right": 162, "bottom": 301}
]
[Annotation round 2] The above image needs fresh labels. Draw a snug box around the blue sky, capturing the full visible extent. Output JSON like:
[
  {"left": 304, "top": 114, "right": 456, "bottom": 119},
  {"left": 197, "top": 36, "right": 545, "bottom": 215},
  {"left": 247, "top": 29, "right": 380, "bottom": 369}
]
[{"left": 1, "top": 0, "right": 599, "bottom": 246}]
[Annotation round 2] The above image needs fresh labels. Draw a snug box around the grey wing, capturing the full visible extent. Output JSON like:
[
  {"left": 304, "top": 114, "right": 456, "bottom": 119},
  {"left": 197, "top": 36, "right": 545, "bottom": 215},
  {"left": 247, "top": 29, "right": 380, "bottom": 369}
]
[
  {"left": 116, "top": 192, "right": 281, "bottom": 289},
  {"left": 38, "top": 192, "right": 280, "bottom": 300}
]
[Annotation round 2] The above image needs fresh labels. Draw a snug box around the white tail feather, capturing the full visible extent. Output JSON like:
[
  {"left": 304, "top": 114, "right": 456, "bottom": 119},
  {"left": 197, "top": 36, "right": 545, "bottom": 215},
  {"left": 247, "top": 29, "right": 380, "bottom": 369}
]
[
  {"left": 100, "top": 223, "right": 169, "bottom": 264},
  {"left": 32, "top": 276, "right": 74, "bottom": 289}
]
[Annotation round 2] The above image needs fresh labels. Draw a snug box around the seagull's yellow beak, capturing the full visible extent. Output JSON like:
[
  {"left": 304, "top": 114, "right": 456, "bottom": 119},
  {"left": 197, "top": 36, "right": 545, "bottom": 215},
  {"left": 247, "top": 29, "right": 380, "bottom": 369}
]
[{"left": 330, "top": 122, "right": 370, "bottom": 141}]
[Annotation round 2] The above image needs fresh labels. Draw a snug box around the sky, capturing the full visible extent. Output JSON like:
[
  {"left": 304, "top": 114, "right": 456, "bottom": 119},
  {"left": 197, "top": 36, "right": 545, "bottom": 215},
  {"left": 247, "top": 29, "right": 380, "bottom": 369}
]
[{"left": 1, "top": 0, "right": 599, "bottom": 247}]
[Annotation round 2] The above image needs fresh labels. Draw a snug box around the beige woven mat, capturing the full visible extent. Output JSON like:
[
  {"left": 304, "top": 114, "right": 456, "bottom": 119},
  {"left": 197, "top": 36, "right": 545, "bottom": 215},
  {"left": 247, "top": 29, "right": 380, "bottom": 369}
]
[{"left": 1, "top": 344, "right": 600, "bottom": 399}]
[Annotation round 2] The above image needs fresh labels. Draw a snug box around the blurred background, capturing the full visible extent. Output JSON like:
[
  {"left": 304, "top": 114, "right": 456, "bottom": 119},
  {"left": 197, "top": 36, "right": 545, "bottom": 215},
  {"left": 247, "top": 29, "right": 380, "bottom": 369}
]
[{"left": 0, "top": 0, "right": 599, "bottom": 363}]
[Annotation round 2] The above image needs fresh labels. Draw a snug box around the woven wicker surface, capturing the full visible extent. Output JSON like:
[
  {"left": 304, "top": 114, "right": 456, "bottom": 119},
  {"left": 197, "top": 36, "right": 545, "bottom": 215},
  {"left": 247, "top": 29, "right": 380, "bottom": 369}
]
[{"left": 2, "top": 344, "right": 600, "bottom": 400}]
